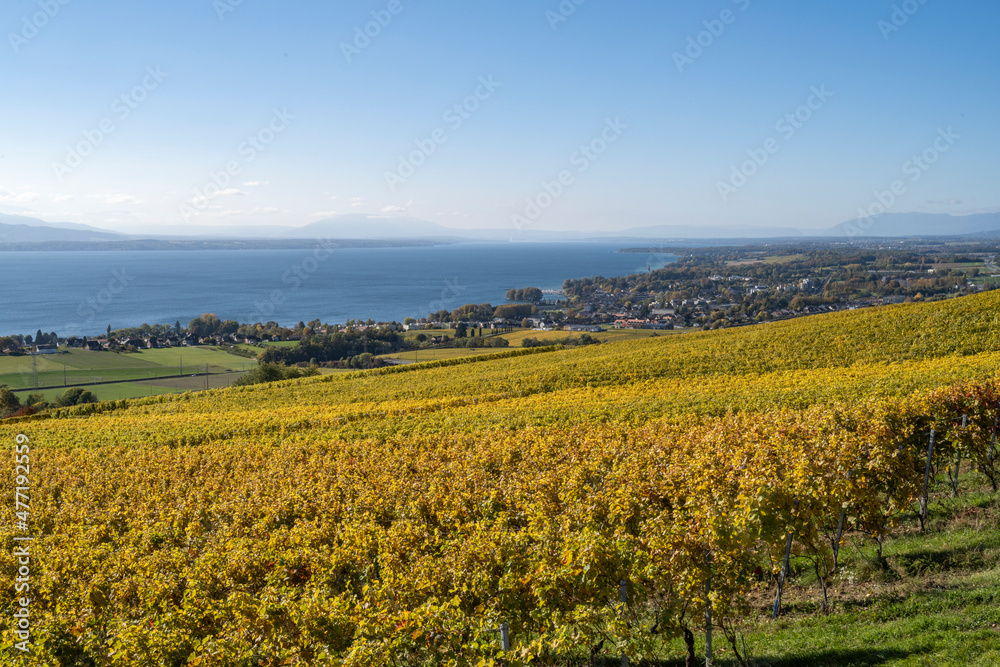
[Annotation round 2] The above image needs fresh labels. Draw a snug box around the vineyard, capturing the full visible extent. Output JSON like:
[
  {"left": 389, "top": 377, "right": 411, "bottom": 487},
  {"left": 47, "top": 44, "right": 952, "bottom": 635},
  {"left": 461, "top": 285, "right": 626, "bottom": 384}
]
[{"left": 4, "top": 292, "right": 1000, "bottom": 665}]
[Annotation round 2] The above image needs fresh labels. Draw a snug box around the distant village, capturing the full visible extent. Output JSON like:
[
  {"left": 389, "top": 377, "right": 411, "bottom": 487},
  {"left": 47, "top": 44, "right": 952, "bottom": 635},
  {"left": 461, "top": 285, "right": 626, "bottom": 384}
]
[{"left": 4, "top": 243, "right": 996, "bottom": 357}]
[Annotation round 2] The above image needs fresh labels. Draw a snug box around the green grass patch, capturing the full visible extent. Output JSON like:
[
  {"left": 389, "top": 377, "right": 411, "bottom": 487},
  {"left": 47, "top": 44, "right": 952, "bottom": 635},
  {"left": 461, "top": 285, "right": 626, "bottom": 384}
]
[
  {"left": 0, "top": 347, "right": 249, "bottom": 390},
  {"left": 380, "top": 347, "right": 512, "bottom": 363},
  {"left": 582, "top": 475, "right": 1000, "bottom": 666},
  {"left": 27, "top": 371, "right": 248, "bottom": 402}
]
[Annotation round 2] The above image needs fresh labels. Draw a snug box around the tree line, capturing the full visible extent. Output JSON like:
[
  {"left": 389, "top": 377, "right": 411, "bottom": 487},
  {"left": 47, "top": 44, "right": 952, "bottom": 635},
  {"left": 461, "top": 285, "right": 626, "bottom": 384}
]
[
  {"left": 505, "top": 287, "right": 543, "bottom": 302},
  {"left": 430, "top": 303, "right": 537, "bottom": 323},
  {"left": 258, "top": 330, "right": 404, "bottom": 366},
  {"left": 0, "top": 387, "right": 97, "bottom": 419}
]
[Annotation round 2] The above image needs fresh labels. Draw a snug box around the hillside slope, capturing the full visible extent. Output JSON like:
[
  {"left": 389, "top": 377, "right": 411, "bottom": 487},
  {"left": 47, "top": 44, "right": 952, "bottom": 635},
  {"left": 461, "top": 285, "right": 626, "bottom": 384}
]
[{"left": 3, "top": 292, "right": 1000, "bottom": 666}]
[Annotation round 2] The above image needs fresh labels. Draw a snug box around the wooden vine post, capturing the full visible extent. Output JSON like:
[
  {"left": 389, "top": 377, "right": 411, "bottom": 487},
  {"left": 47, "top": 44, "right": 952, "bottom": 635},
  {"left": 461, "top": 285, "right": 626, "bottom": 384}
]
[
  {"left": 619, "top": 580, "right": 629, "bottom": 667},
  {"left": 705, "top": 551, "right": 713, "bottom": 667},
  {"left": 493, "top": 622, "right": 510, "bottom": 664},
  {"left": 950, "top": 415, "right": 967, "bottom": 497},
  {"left": 991, "top": 413, "right": 998, "bottom": 466},
  {"left": 832, "top": 509, "right": 846, "bottom": 571},
  {"left": 772, "top": 532, "right": 794, "bottom": 619},
  {"left": 920, "top": 429, "right": 936, "bottom": 531},
  {"left": 772, "top": 500, "right": 798, "bottom": 619}
]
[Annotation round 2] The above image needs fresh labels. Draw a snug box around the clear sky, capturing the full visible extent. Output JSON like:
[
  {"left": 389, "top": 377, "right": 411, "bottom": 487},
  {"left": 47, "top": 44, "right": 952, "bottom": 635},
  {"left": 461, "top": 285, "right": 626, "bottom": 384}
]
[{"left": 1, "top": 0, "right": 997, "bottom": 234}]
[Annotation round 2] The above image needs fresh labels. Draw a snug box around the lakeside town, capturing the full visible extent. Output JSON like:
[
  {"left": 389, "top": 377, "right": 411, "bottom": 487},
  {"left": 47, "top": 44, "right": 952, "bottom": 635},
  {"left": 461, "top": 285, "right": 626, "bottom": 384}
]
[{"left": 3, "top": 242, "right": 998, "bottom": 357}]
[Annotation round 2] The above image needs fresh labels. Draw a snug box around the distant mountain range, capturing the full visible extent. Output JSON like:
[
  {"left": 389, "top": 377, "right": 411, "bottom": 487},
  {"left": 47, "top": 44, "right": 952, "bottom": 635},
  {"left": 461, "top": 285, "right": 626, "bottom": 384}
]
[
  {"left": 0, "top": 214, "right": 126, "bottom": 243},
  {"left": 820, "top": 212, "right": 1000, "bottom": 238},
  {"left": 2, "top": 211, "right": 999, "bottom": 246}
]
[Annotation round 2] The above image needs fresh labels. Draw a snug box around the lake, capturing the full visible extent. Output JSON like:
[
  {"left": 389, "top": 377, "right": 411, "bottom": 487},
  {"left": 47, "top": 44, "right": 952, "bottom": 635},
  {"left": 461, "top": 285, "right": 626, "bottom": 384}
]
[{"left": 2, "top": 243, "right": 677, "bottom": 337}]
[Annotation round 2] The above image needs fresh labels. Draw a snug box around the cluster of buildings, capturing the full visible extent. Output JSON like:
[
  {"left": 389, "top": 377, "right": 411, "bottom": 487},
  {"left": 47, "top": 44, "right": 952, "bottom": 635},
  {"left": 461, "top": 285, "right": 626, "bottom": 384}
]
[
  {"left": 2, "top": 333, "right": 274, "bottom": 356},
  {"left": 1, "top": 341, "right": 59, "bottom": 356},
  {"left": 612, "top": 318, "right": 675, "bottom": 330}
]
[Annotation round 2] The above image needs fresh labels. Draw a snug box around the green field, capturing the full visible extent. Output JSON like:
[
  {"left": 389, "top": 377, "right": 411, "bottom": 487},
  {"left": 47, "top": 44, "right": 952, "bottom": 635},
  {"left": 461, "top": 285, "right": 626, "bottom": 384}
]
[
  {"left": 401, "top": 327, "right": 459, "bottom": 341},
  {"left": 0, "top": 347, "right": 251, "bottom": 391},
  {"left": 972, "top": 275, "right": 1000, "bottom": 287},
  {"left": 27, "top": 371, "right": 249, "bottom": 403},
  {"left": 500, "top": 327, "right": 673, "bottom": 345},
  {"left": 7, "top": 293, "right": 1000, "bottom": 665},
  {"left": 382, "top": 346, "right": 513, "bottom": 363},
  {"left": 258, "top": 340, "right": 300, "bottom": 348},
  {"left": 383, "top": 328, "right": 671, "bottom": 363}
]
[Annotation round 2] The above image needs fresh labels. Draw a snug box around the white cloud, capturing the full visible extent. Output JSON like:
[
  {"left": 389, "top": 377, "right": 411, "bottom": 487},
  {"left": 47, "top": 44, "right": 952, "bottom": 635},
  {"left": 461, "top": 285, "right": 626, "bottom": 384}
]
[
  {"left": 185, "top": 189, "right": 244, "bottom": 208},
  {"left": 380, "top": 205, "right": 406, "bottom": 213},
  {"left": 350, "top": 197, "right": 364, "bottom": 207},
  {"left": 52, "top": 194, "right": 74, "bottom": 202},
  {"left": 216, "top": 206, "right": 281, "bottom": 218},
  {"left": 0, "top": 191, "right": 41, "bottom": 203},
  {"left": 312, "top": 211, "right": 338, "bottom": 217},
  {"left": 242, "top": 181, "right": 269, "bottom": 187},
  {"left": 102, "top": 193, "right": 143, "bottom": 205}
]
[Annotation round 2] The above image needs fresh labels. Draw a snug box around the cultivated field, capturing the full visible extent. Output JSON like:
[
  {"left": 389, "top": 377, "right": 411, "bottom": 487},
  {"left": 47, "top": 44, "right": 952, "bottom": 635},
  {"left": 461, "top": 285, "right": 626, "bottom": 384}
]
[
  {"left": 0, "top": 347, "right": 252, "bottom": 401},
  {"left": 4, "top": 292, "right": 1000, "bottom": 665}
]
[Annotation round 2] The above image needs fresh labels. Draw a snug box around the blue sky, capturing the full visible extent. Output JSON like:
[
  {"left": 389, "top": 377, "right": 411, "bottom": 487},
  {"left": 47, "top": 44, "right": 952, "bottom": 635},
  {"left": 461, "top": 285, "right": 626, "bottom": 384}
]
[{"left": 0, "top": 0, "right": 997, "bottom": 234}]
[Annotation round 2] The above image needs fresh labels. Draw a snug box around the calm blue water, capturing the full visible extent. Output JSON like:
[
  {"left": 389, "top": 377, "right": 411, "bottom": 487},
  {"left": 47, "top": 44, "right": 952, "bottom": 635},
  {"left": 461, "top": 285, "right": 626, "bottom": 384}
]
[{"left": 2, "top": 243, "right": 676, "bottom": 337}]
